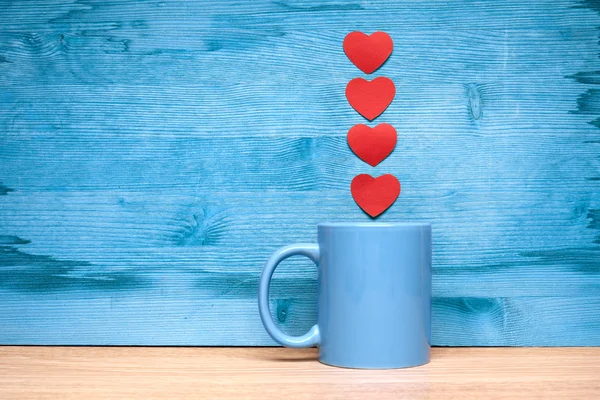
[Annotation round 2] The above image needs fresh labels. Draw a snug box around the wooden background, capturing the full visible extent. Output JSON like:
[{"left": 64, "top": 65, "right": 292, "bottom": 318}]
[{"left": 1, "top": 0, "right": 599, "bottom": 345}]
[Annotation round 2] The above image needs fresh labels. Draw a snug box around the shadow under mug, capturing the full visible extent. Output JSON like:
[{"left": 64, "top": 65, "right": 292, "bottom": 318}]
[{"left": 258, "top": 222, "right": 432, "bottom": 369}]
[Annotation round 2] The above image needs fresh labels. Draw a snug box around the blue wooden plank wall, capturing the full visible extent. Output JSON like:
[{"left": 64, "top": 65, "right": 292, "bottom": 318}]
[{"left": 1, "top": 0, "right": 599, "bottom": 345}]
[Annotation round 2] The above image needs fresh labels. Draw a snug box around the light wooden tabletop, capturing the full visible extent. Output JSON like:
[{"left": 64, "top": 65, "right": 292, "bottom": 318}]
[{"left": 0, "top": 347, "right": 598, "bottom": 399}]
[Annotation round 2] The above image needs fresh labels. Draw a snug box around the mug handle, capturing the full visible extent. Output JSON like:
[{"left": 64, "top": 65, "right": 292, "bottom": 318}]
[{"left": 258, "top": 243, "right": 321, "bottom": 348}]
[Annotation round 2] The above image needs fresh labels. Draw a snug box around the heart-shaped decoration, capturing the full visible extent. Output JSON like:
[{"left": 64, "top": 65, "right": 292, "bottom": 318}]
[
  {"left": 346, "top": 77, "right": 395, "bottom": 121},
  {"left": 343, "top": 31, "right": 393, "bottom": 74},
  {"left": 351, "top": 174, "right": 400, "bottom": 218},
  {"left": 348, "top": 123, "right": 397, "bottom": 167}
]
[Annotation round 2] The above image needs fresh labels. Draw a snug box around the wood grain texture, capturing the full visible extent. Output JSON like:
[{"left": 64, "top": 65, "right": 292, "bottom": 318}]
[
  {"left": 1, "top": 0, "right": 600, "bottom": 345},
  {"left": 0, "top": 347, "right": 599, "bottom": 400}
]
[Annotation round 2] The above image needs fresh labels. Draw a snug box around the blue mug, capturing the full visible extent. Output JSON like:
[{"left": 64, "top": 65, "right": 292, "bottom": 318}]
[{"left": 258, "top": 222, "right": 432, "bottom": 369}]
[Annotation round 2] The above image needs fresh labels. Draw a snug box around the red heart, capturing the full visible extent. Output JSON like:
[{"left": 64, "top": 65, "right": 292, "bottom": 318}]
[
  {"left": 348, "top": 123, "right": 397, "bottom": 167},
  {"left": 346, "top": 77, "right": 395, "bottom": 121},
  {"left": 351, "top": 174, "right": 400, "bottom": 217},
  {"left": 343, "top": 31, "right": 393, "bottom": 74}
]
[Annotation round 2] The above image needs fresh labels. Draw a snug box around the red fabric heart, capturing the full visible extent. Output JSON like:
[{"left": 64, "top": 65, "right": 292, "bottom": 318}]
[
  {"left": 351, "top": 174, "right": 400, "bottom": 218},
  {"left": 346, "top": 77, "right": 395, "bottom": 121},
  {"left": 347, "top": 123, "right": 397, "bottom": 167},
  {"left": 343, "top": 31, "right": 393, "bottom": 74}
]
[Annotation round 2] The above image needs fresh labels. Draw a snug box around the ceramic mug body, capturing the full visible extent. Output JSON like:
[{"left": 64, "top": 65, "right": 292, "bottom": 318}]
[{"left": 258, "top": 222, "right": 431, "bottom": 369}]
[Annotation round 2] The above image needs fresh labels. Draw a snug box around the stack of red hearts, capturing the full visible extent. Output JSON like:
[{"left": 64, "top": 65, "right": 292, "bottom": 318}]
[{"left": 344, "top": 31, "right": 400, "bottom": 218}]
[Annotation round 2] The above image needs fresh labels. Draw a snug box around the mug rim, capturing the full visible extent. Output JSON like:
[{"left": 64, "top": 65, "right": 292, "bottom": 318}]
[{"left": 318, "top": 221, "right": 431, "bottom": 228}]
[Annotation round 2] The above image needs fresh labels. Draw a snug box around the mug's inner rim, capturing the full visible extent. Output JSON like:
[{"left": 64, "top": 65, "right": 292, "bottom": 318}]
[{"left": 318, "top": 222, "right": 431, "bottom": 228}]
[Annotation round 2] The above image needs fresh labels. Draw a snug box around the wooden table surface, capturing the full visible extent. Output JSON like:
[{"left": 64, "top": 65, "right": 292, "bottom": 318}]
[{"left": 0, "top": 347, "right": 598, "bottom": 399}]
